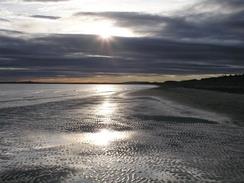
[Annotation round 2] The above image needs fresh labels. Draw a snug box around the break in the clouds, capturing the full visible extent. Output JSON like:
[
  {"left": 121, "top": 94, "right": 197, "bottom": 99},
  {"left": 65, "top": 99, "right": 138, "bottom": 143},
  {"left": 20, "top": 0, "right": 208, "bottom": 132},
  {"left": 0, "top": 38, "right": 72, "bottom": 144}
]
[
  {"left": 0, "top": 0, "right": 244, "bottom": 81},
  {"left": 73, "top": 9, "right": 244, "bottom": 44}
]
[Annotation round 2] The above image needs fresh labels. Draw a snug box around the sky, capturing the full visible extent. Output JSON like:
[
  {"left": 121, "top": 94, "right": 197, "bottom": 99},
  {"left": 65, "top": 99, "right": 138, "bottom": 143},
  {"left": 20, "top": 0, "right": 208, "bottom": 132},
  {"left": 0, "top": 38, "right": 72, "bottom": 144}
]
[{"left": 0, "top": 0, "right": 244, "bottom": 82}]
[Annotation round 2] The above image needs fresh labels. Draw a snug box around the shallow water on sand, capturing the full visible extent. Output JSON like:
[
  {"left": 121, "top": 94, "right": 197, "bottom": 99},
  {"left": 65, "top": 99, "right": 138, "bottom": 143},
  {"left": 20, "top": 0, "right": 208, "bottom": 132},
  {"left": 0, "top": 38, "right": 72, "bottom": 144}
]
[{"left": 0, "top": 84, "right": 244, "bottom": 183}]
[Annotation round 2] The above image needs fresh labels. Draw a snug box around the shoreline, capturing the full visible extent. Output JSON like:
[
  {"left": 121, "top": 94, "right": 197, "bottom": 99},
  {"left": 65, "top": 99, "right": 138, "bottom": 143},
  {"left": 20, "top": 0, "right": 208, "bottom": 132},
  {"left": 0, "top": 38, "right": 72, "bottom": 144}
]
[
  {"left": 131, "top": 86, "right": 244, "bottom": 126},
  {"left": 0, "top": 82, "right": 161, "bottom": 85}
]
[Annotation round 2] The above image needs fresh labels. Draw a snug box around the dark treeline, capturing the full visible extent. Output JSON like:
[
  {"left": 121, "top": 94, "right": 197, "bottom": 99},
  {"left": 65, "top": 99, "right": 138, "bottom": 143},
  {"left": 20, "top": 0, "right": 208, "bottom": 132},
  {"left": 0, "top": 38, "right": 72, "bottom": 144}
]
[{"left": 162, "top": 74, "right": 244, "bottom": 94}]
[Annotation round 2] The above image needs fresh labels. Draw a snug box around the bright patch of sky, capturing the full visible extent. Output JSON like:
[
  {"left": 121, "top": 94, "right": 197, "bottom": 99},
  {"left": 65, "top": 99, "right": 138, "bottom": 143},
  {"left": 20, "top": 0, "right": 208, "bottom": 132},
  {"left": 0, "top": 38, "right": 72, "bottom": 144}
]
[{"left": 0, "top": 0, "right": 199, "bottom": 36}]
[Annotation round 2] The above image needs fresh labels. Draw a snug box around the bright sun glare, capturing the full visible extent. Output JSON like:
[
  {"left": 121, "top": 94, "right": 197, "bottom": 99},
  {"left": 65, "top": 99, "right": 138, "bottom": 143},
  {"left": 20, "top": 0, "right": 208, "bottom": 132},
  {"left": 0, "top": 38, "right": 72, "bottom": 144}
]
[
  {"left": 96, "top": 85, "right": 117, "bottom": 93},
  {"left": 84, "top": 129, "right": 129, "bottom": 146},
  {"left": 96, "top": 23, "right": 114, "bottom": 40},
  {"left": 94, "top": 22, "right": 134, "bottom": 39},
  {"left": 99, "top": 31, "right": 112, "bottom": 40}
]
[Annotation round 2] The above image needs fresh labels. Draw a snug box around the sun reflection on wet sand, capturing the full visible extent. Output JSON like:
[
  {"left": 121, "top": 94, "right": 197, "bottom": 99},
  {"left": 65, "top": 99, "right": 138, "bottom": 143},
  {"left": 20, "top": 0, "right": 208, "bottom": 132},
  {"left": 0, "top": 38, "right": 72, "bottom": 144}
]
[
  {"left": 96, "top": 99, "right": 117, "bottom": 116},
  {"left": 29, "top": 129, "right": 131, "bottom": 149},
  {"left": 95, "top": 85, "right": 118, "bottom": 94},
  {"left": 95, "top": 85, "right": 119, "bottom": 121},
  {"left": 84, "top": 129, "right": 129, "bottom": 146}
]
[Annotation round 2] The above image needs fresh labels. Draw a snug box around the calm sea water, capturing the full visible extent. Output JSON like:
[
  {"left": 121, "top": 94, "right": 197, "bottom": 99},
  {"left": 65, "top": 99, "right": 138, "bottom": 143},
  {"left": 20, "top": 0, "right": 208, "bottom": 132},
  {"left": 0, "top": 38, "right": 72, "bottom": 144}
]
[
  {"left": 0, "top": 84, "right": 243, "bottom": 183},
  {"left": 0, "top": 84, "right": 154, "bottom": 108}
]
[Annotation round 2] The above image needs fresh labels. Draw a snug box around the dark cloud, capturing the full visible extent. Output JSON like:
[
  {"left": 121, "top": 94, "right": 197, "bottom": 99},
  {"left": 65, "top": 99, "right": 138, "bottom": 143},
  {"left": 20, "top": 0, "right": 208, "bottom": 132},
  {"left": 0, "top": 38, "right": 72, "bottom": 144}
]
[
  {"left": 0, "top": 18, "right": 10, "bottom": 22},
  {"left": 193, "top": 0, "right": 244, "bottom": 11},
  {"left": 0, "top": 33, "right": 243, "bottom": 80},
  {"left": 0, "top": 29, "right": 24, "bottom": 35},
  {"left": 31, "top": 15, "right": 61, "bottom": 20}
]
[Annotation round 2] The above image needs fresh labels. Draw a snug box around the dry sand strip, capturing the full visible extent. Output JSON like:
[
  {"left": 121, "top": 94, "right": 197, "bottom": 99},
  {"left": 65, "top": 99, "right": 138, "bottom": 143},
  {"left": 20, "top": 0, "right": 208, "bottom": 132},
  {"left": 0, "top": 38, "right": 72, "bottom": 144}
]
[{"left": 131, "top": 86, "right": 244, "bottom": 126}]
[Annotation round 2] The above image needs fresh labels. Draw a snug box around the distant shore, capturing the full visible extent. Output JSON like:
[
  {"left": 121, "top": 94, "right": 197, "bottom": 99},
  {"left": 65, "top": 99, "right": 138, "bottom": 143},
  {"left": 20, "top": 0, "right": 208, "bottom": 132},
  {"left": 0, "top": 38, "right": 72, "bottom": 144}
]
[
  {"left": 0, "top": 82, "right": 161, "bottom": 85},
  {"left": 132, "top": 86, "right": 244, "bottom": 126},
  {"left": 1, "top": 74, "right": 243, "bottom": 94}
]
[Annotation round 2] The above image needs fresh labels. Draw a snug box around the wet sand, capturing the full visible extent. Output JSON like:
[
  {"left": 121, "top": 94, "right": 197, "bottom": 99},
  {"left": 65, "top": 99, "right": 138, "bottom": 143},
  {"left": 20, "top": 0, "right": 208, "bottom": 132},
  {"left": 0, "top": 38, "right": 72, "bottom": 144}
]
[
  {"left": 1, "top": 85, "right": 244, "bottom": 183},
  {"left": 132, "top": 86, "right": 244, "bottom": 126}
]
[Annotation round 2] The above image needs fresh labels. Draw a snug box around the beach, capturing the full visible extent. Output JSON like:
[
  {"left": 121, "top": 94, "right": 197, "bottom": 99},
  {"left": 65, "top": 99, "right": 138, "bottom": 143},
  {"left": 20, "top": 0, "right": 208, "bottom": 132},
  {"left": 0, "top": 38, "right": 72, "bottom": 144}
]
[
  {"left": 132, "top": 86, "right": 244, "bottom": 126},
  {"left": 0, "top": 84, "right": 244, "bottom": 183}
]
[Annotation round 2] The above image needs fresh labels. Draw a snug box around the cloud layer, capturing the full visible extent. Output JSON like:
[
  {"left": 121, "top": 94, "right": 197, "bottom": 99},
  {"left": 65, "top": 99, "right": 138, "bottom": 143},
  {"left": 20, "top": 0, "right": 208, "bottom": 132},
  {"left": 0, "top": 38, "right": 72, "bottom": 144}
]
[
  {"left": 1, "top": 33, "right": 243, "bottom": 80},
  {"left": 0, "top": 0, "right": 243, "bottom": 81}
]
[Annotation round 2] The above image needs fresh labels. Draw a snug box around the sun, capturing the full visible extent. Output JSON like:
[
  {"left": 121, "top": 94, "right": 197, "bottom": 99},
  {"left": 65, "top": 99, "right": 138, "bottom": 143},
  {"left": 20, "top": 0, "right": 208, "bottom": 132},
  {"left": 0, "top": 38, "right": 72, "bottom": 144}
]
[
  {"left": 99, "top": 31, "right": 112, "bottom": 40},
  {"left": 98, "top": 28, "right": 113, "bottom": 40},
  {"left": 95, "top": 22, "right": 116, "bottom": 41},
  {"left": 89, "top": 21, "right": 134, "bottom": 40}
]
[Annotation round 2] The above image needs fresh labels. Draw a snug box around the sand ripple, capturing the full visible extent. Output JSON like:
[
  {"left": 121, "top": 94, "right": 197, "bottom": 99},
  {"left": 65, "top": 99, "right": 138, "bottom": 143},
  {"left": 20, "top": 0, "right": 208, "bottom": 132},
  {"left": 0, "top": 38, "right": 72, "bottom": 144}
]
[{"left": 0, "top": 93, "right": 244, "bottom": 183}]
